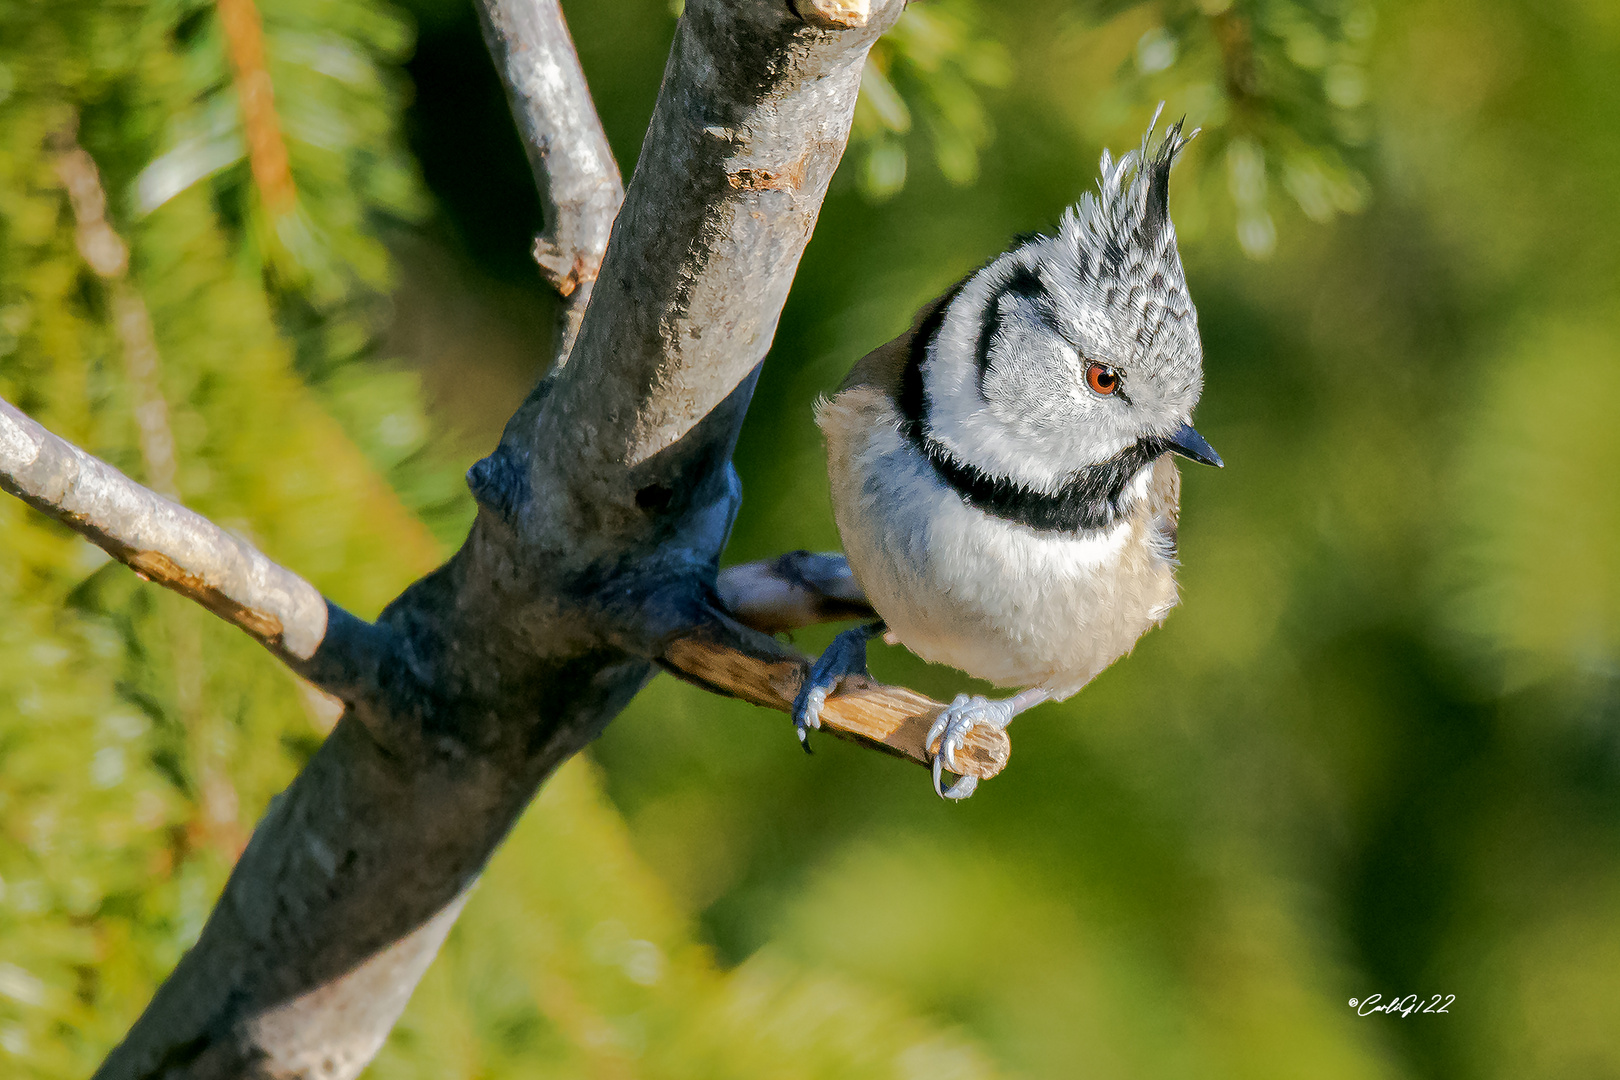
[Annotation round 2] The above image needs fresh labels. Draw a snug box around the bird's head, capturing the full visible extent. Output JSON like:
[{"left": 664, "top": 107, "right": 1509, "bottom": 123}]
[{"left": 918, "top": 108, "right": 1220, "bottom": 502}]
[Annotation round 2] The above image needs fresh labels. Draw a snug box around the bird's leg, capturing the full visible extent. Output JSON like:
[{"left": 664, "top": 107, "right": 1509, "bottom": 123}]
[
  {"left": 927, "top": 687, "right": 1051, "bottom": 800},
  {"left": 791, "top": 619, "right": 887, "bottom": 753}
]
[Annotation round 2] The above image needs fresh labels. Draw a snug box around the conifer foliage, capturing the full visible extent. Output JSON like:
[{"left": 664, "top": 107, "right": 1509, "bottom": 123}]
[{"left": 0, "top": 0, "right": 452, "bottom": 1070}]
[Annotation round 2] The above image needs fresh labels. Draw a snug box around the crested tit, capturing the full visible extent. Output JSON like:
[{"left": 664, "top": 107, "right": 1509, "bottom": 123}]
[{"left": 795, "top": 110, "right": 1222, "bottom": 798}]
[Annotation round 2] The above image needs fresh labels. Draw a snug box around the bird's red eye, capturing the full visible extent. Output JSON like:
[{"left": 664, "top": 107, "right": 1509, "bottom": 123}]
[{"left": 1085, "top": 362, "right": 1120, "bottom": 396}]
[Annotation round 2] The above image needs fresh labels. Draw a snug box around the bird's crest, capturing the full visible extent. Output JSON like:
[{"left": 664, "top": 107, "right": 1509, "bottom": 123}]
[{"left": 1059, "top": 104, "right": 1198, "bottom": 271}]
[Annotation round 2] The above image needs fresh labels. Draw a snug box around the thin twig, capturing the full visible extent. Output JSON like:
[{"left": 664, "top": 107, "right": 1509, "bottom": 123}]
[
  {"left": 662, "top": 632, "right": 1010, "bottom": 780},
  {"left": 217, "top": 0, "right": 298, "bottom": 215},
  {"left": 49, "top": 121, "right": 179, "bottom": 497},
  {"left": 49, "top": 122, "right": 254, "bottom": 855}
]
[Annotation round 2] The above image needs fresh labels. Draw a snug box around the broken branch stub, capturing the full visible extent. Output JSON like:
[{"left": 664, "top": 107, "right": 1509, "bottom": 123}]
[{"left": 794, "top": 0, "right": 871, "bottom": 31}]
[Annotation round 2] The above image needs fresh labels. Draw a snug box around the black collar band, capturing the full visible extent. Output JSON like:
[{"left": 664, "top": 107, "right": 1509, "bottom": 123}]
[
  {"left": 899, "top": 291, "right": 1165, "bottom": 533},
  {"left": 912, "top": 430, "right": 1165, "bottom": 533}
]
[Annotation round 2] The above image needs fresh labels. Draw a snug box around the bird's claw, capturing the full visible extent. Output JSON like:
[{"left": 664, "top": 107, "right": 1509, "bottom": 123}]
[
  {"left": 794, "top": 683, "right": 828, "bottom": 753},
  {"left": 926, "top": 693, "right": 1013, "bottom": 800},
  {"left": 791, "top": 621, "right": 883, "bottom": 753}
]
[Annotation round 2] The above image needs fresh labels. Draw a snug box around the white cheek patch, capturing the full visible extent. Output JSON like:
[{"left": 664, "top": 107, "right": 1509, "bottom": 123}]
[
  {"left": 986, "top": 338, "right": 1087, "bottom": 420},
  {"left": 923, "top": 269, "right": 1139, "bottom": 492},
  {"left": 1054, "top": 342, "right": 1090, "bottom": 410}
]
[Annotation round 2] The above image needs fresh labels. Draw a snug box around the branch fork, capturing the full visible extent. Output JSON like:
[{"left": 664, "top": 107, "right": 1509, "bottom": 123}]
[{"left": 0, "top": 1, "right": 1018, "bottom": 1075}]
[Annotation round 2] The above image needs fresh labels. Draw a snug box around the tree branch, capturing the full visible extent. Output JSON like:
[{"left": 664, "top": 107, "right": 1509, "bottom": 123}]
[
  {"left": 72, "top": 2, "right": 913, "bottom": 1076},
  {"left": 49, "top": 118, "right": 180, "bottom": 498},
  {"left": 661, "top": 610, "right": 1011, "bottom": 780},
  {"left": 0, "top": 397, "right": 326, "bottom": 662},
  {"left": 503, "top": 0, "right": 901, "bottom": 529},
  {"left": 476, "top": 0, "right": 624, "bottom": 362}
]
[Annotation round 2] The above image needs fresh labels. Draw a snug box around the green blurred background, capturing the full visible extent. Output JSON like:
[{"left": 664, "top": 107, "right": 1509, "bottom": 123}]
[{"left": 3, "top": 0, "right": 1619, "bottom": 1076}]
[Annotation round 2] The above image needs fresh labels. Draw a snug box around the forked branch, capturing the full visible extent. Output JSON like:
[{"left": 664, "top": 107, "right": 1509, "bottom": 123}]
[
  {"left": 1, "top": 395, "right": 1008, "bottom": 780},
  {"left": 0, "top": 0, "right": 958, "bottom": 1076}
]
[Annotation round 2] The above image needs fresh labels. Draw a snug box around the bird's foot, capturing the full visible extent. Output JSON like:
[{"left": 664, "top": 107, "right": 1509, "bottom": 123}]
[
  {"left": 926, "top": 694, "right": 1018, "bottom": 801},
  {"left": 791, "top": 620, "right": 885, "bottom": 753}
]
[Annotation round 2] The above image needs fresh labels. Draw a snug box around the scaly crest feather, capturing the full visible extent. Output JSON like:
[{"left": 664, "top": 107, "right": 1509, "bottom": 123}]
[{"left": 1059, "top": 103, "right": 1198, "bottom": 273}]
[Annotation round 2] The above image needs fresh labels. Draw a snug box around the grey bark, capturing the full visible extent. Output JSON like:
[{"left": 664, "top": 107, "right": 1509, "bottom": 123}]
[
  {"left": 55, "top": 1, "right": 910, "bottom": 1076},
  {"left": 476, "top": 0, "right": 624, "bottom": 362},
  {"left": 0, "top": 399, "right": 326, "bottom": 663}
]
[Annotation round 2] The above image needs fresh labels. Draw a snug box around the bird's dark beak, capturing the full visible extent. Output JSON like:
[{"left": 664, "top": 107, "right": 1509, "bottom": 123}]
[{"left": 1165, "top": 422, "right": 1223, "bottom": 468}]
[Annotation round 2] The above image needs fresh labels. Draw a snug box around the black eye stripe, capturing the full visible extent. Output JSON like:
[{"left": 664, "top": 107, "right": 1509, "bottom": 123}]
[{"left": 974, "top": 264, "right": 1063, "bottom": 387}]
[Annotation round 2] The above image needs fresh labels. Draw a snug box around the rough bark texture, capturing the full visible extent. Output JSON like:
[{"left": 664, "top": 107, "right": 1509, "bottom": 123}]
[{"left": 58, "top": 1, "right": 911, "bottom": 1076}]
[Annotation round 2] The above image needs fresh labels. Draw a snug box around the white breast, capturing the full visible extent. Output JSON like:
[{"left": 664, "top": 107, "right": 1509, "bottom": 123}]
[{"left": 817, "top": 387, "right": 1180, "bottom": 698}]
